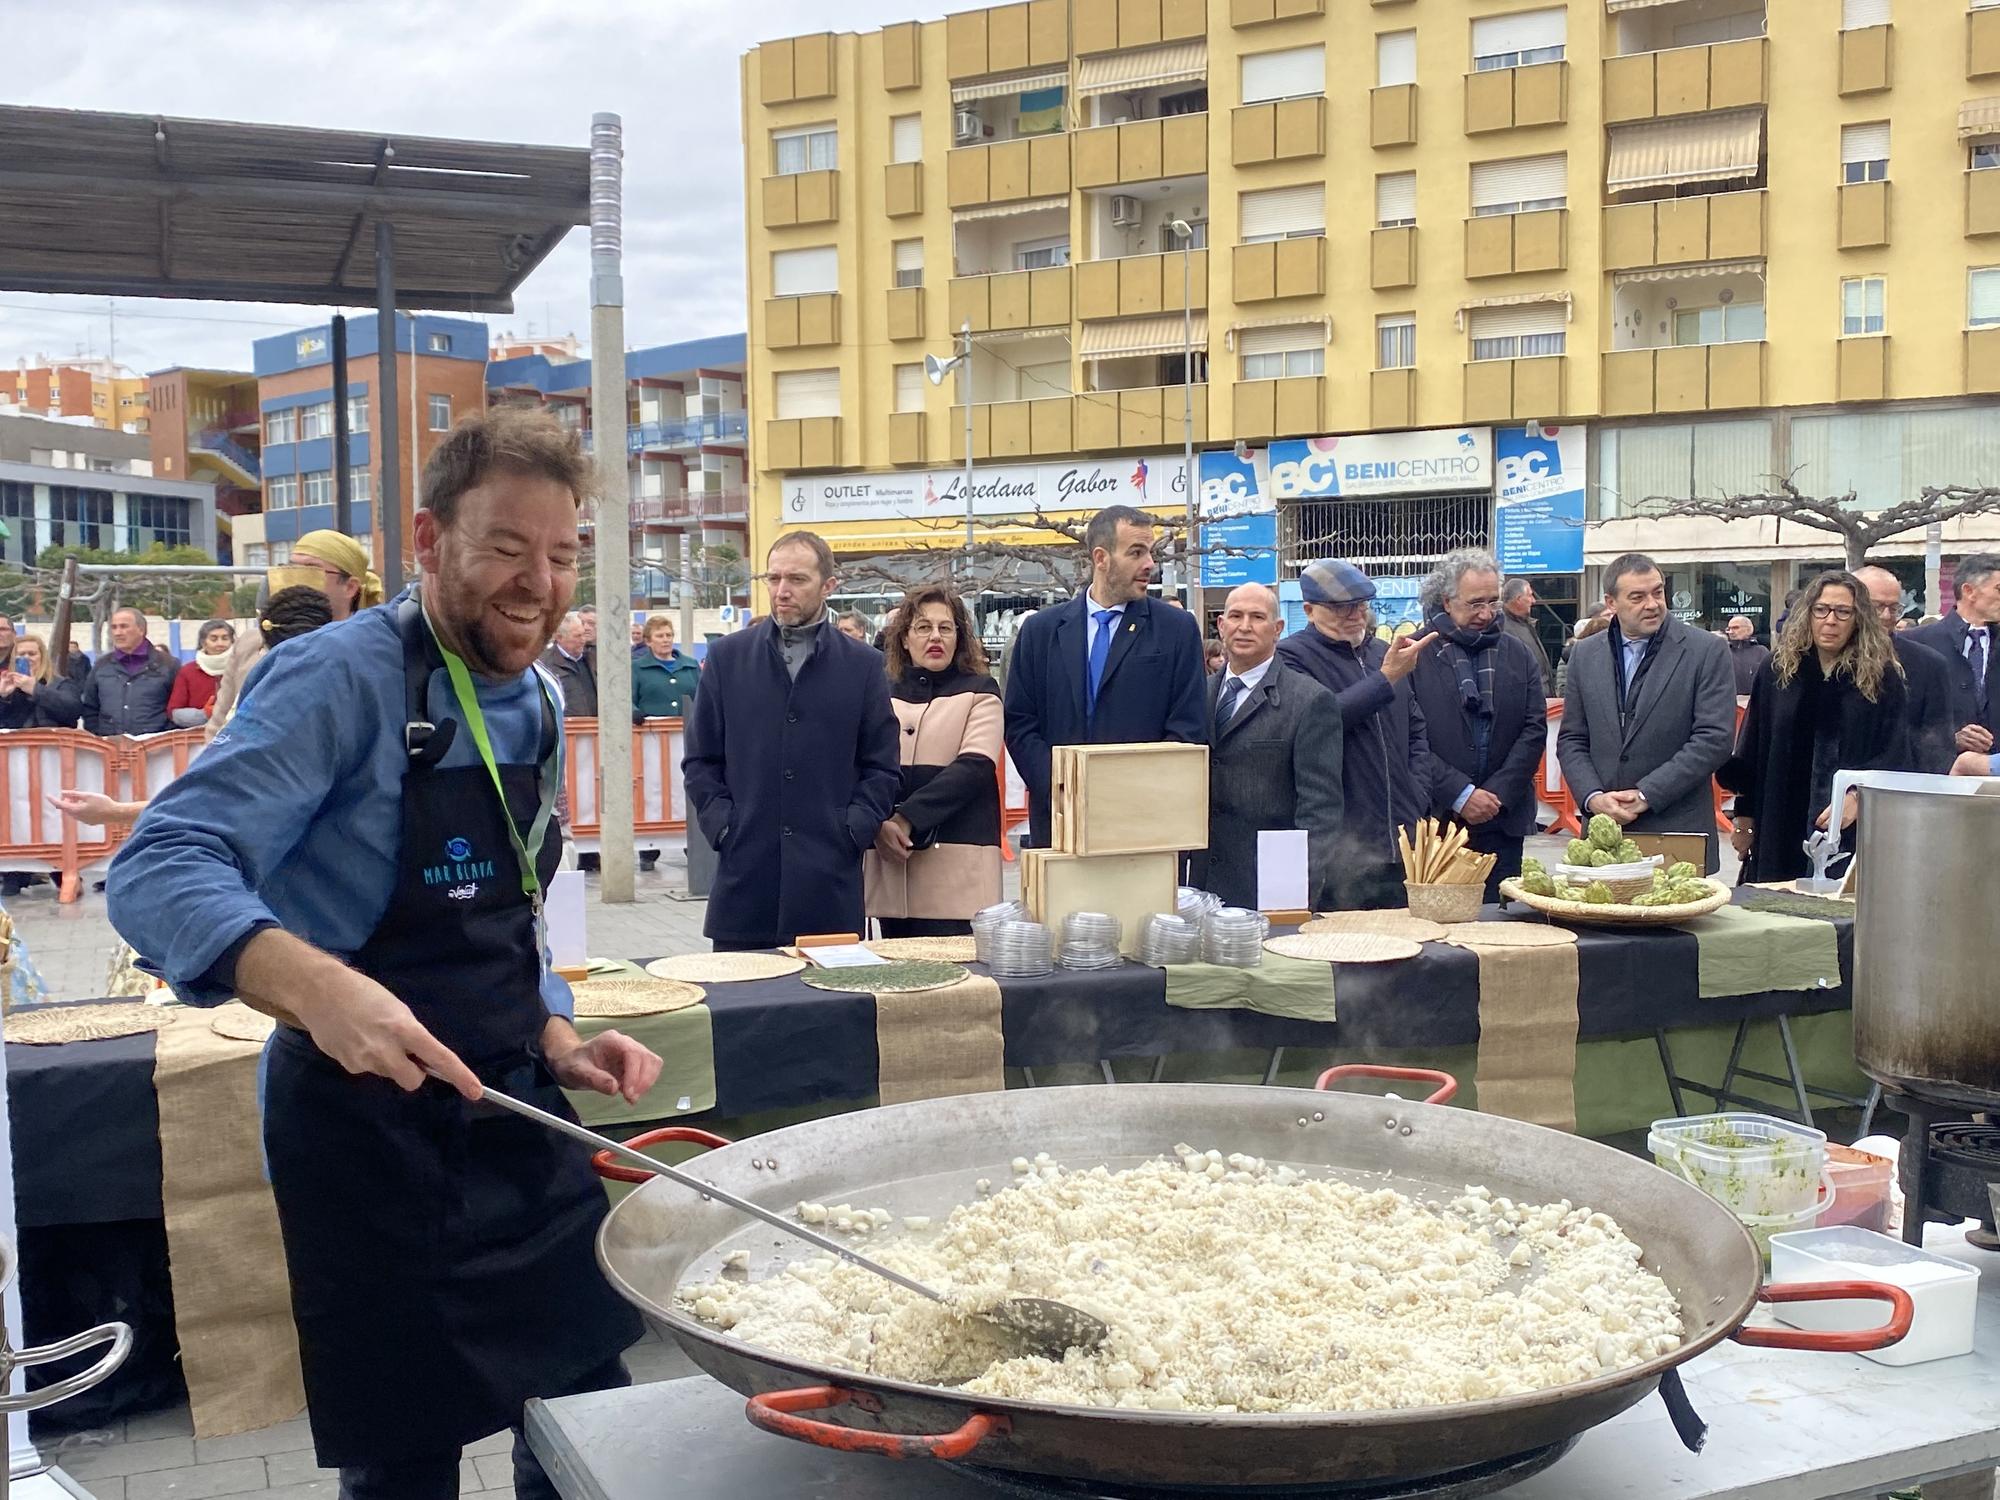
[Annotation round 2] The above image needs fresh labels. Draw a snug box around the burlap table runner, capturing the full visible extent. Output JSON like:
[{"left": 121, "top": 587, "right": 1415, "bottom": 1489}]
[
  {"left": 153, "top": 1008, "right": 306, "bottom": 1439},
  {"left": 874, "top": 972, "right": 1005, "bottom": 1105},
  {"left": 1446, "top": 926, "right": 1581, "bottom": 1133}
]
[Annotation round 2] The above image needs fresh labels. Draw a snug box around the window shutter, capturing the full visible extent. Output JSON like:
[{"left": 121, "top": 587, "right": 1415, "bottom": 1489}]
[
  {"left": 1241, "top": 44, "right": 1325, "bottom": 104},
  {"left": 891, "top": 115, "right": 923, "bottom": 164},
  {"left": 1377, "top": 31, "right": 1417, "bottom": 87},
  {"left": 894, "top": 240, "right": 925, "bottom": 274},
  {"left": 1841, "top": 0, "right": 1889, "bottom": 28},
  {"left": 894, "top": 364, "right": 925, "bottom": 414},
  {"left": 1237, "top": 323, "right": 1325, "bottom": 357},
  {"left": 1841, "top": 121, "right": 1890, "bottom": 163},
  {"left": 775, "top": 369, "right": 841, "bottom": 419},
  {"left": 1972, "top": 270, "right": 2000, "bottom": 324},
  {"left": 1470, "top": 154, "right": 1566, "bottom": 208},
  {"left": 1239, "top": 182, "right": 1326, "bottom": 238},
  {"left": 1471, "top": 8, "right": 1566, "bottom": 57},
  {"left": 772, "top": 246, "right": 838, "bottom": 296},
  {"left": 1468, "top": 302, "right": 1567, "bottom": 340},
  {"left": 1376, "top": 171, "right": 1418, "bottom": 225}
]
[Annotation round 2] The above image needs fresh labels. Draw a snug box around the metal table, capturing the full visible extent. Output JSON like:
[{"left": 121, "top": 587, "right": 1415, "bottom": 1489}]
[{"left": 528, "top": 1229, "right": 2000, "bottom": 1500}]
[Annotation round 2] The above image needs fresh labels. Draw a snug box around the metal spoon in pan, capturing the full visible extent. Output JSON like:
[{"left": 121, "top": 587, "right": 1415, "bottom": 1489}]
[{"left": 473, "top": 1081, "right": 1110, "bottom": 1359}]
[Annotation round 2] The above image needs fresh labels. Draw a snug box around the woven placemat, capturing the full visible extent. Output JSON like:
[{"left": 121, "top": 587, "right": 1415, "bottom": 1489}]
[
  {"left": 211, "top": 1003, "right": 277, "bottom": 1045},
  {"left": 801, "top": 959, "right": 971, "bottom": 994},
  {"left": 572, "top": 976, "right": 707, "bottom": 1017},
  {"left": 6, "top": 1002, "right": 179, "bottom": 1045},
  {"left": 1439, "top": 921, "right": 1578, "bottom": 949},
  {"left": 867, "top": 936, "right": 979, "bottom": 963},
  {"left": 1264, "top": 932, "right": 1422, "bottom": 965},
  {"left": 1301, "top": 911, "right": 1449, "bottom": 943},
  {"left": 644, "top": 952, "right": 805, "bottom": 984}
]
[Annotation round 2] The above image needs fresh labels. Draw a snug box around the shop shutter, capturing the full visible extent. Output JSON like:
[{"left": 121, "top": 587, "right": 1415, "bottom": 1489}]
[
  {"left": 772, "top": 246, "right": 838, "bottom": 297},
  {"left": 1239, "top": 182, "right": 1326, "bottom": 239},
  {"left": 1240, "top": 44, "right": 1325, "bottom": 104},
  {"left": 1468, "top": 301, "right": 1567, "bottom": 340},
  {"left": 1841, "top": 121, "right": 1891, "bottom": 164},
  {"left": 774, "top": 368, "right": 841, "bottom": 419},
  {"left": 1471, "top": 8, "right": 1567, "bottom": 59},
  {"left": 1376, "top": 171, "right": 1418, "bottom": 225},
  {"left": 891, "top": 115, "right": 923, "bottom": 164},
  {"left": 1377, "top": 31, "right": 1417, "bottom": 88},
  {"left": 1841, "top": 0, "right": 1889, "bottom": 28},
  {"left": 1470, "top": 154, "right": 1566, "bottom": 209},
  {"left": 1237, "top": 322, "right": 1324, "bottom": 357}
]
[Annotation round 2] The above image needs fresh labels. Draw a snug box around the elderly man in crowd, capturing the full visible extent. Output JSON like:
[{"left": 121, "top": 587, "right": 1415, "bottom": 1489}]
[
  {"left": 538, "top": 613, "right": 598, "bottom": 719},
  {"left": 1724, "top": 615, "right": 1770, "bottom": 697},
  {"left": 1275, "top": 559, "right": 1436, "bottom": 909},
  {"left": 1903, "top": 552, "right": 2000, "bottom": 763},
  {"left": 684, "top": 531, "right": 900, "bottom": 949},
  {"left": 1191, "top": 583, "right": 1343, "bottom": 910},
  {"left": 1558, "top": 552, "right": 1736, "bottom": 872},
  {"left": 76, "top": 608, "right": 177, "bottom": 737},
  {"left": 1499, "top": 578, "right": 1555, "bottom": 697},
  {"left": 1410, "top": 551, "right": 1548, "bottom": 900},
  {"left": 1852, "top": 565, "right": 1956, "bottom": 773}
]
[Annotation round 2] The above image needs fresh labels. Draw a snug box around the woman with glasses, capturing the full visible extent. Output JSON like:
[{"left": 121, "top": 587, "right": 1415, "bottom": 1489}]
[
  {"left": 865, "top": 584, "right": 1004, "bottom": 938},
  {"left": 1721, "top": 569, "right": 1915, "bottom": 883}
]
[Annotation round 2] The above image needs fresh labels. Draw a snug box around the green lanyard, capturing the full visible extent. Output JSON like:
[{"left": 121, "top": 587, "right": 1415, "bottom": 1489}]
[{"left": 434, "top": 625, "right": 560, "bottom": 906}]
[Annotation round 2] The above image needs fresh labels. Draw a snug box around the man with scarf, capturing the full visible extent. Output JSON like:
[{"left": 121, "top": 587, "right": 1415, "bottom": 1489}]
[
  {"left": 1408, "top": 550, "right": 1548, "bottom": 900},
  {"left": 1275, "top": 559, "right": 1436, "bottom": 909}
]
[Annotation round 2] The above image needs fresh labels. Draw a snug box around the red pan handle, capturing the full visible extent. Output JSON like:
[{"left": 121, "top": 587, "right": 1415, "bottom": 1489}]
[
  {"left": 591, "top": 1126, "right": 732, "bottom": 1183},
  {"left": 1735, "top": 1280, "right": 1916, "bottom": 1353},
  {"left": 746, "top": 1385, "right": 1009, "bottom": 1461},
  {"left": 1315, "top": 1064, "right": 1459, "bottom": 1106}
]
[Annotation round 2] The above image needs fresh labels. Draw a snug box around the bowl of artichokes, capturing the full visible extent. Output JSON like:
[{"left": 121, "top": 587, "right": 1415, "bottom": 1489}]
[{"left": 1502, "top": 839, "right": 1730, "bottom": 926}]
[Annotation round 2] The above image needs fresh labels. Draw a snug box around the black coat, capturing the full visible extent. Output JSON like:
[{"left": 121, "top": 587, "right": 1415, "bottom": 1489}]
[
  {"left": 1901, "top": 614, "right": 1998, "bottom": 741},
  {"left": 1893, "top": 635, "right": 1957, "bottom": 774},
  {"left": 78, "top": 647, "right": 178, "bottom": 736},
  {"left": 1720, "top": 653, "right": 1914, "bottom": 883},
  {"left": 1407, "top": 628, "right": 1548, "bottom": 839},
  {"left": 682, "top": 618, "right": 901, "bottom": 948},
  {"left": 538, "top": 643, "right": 598, "bottom": 719},
  {"left": 1001, "top": 593, "right": 1207, "bottom": 847},
  {"left": 1728, "top": 639, "right": 1771, "bottom": 697}
]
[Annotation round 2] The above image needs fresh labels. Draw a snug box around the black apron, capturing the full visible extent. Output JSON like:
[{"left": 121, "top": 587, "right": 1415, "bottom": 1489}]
[{"left": 263, "top": 600, "right": 641, "bottom": 1466}]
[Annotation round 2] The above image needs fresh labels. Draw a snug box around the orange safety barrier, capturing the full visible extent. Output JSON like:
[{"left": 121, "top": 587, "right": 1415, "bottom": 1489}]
[
  {"left": 1000, "top": 751, "right": 1030, "bottom": 853},
  {"left": 560, "top": 717, "right": 689, "bottom": 845},
  {"left": 0, "top": 729, "right": 145, "bottom": 902}
]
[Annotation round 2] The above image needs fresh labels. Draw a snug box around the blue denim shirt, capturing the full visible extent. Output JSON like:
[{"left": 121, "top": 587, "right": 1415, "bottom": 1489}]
[{"left": 106, "top": 589, "right": 574, "bottom": 1019}]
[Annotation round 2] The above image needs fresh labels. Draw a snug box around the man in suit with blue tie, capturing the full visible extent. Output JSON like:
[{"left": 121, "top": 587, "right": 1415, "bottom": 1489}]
[{"left": 1003, "top": 504, "right": 1207, "bottom": 848}]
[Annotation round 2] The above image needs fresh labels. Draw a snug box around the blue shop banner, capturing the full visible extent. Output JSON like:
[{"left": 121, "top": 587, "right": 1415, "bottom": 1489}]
[
  {"left": 1199, "top": 512, "right": 1279, "bottom": 588},
  {"left": 1494, "top": 425, "right": 1586, "bottom": 575}
]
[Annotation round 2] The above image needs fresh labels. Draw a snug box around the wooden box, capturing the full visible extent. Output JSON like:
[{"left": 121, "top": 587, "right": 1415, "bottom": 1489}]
[
  {"left": 1051, "top": 742, "right": 1210, "bottom": 855},
  {"left": 1628, "top": 832, "right": 1708, "bottom": 870},
  {"left": 1022, "top": 848, "right": 1181, "bottom": 958}
]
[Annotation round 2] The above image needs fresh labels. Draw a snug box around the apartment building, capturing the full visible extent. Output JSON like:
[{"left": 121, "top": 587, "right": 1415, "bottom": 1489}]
[
  {"left": 147, "top": 368, "right": 263, "bottom": 555},
  {"left": 743, "top": 0, "right": 2000, "bottom": 629},
  {"left": 7, "top": 357, "right": 149, "bottom": 432}
]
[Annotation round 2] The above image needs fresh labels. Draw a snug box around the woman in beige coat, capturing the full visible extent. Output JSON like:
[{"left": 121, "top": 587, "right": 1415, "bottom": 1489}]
[{"left": 865, "top": 584, "right": 1004, "bottom": 937}]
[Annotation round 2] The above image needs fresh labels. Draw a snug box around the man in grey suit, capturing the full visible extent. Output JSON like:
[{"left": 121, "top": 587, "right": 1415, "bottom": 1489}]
[
  {"left": 1557, "top": 552, "right": 1737, "bottom": 872},
  {"left": 1191, "top": 583, "right": 1344, "bottom": 910}
]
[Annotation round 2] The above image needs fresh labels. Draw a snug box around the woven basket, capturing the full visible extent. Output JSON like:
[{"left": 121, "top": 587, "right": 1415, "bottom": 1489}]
[
  {"left": 1498, "top": 877, "right": 1731, "bottom": 927},
  {"left": 1403, "top": 881, "right": 1484, "bottom": 924}
]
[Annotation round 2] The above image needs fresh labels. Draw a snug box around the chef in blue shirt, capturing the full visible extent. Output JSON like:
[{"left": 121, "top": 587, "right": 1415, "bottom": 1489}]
[{"left": 108, "top": 408, "right": 662, "bottom": 1500}]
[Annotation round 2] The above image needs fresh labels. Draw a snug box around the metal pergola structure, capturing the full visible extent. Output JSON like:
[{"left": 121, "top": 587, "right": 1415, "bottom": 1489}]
[{"left": 0, "top": 104, "right": 592, "bottom": 592}]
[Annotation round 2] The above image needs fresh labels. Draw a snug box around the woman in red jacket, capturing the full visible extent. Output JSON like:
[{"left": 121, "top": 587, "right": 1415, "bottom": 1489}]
[{"left": 167, "top": 618, "right": 237, "bottom": 727}]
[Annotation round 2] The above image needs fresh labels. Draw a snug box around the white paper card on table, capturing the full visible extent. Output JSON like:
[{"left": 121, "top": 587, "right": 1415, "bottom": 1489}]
[
  {"left": 804, "top": 944, "right": 892, "bottom": 968},
  {"left": 1257, "top": 830, "right": 1310, "bottom": 912},
  {"left": 545, "top": 870, "right": 587, "bottom": 970}
]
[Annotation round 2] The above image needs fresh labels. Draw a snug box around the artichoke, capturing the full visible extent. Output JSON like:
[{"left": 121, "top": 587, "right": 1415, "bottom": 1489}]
[
  {"left": 1564, "top": 838, "right": 1594, "bottom": 866},
  {"left": 1582, "top": 881, "right": 1615, "bottom": 904},
  {"left": 1588, "top": 813, "right": 1623, "bottom": 852},
  {"left": 1666, "top": 861, "right": 1699, "bottom": 881},
  {"left": 1588, "top": 848, "right": 1616, "bottom": 867},
  {"left": 1615, "top": 841, "right": 1643, "bottom": 863},
  {"left": 1522, "top": 870, "right": 1557, "bottom": 898},
  {"left": 1520, "top": 855, "right": 1546, "bottom": 879}
]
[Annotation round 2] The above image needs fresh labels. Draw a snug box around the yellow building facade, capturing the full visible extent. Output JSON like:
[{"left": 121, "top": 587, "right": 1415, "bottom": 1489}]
[{"left": 743, "top": 0, "right": 2000, "bottom": 621}]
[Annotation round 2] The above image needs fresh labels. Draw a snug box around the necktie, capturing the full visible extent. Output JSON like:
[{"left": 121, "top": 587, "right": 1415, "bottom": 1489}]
[
  {"left": 1216, "top": 675, "right": 1246, "bottom": 726},
  {"left": 1086, "top": 609, "right": 1118, "bottom": 715},
  {"left": 1971, "top": 627, "right": 1990, "bottom": 709}
]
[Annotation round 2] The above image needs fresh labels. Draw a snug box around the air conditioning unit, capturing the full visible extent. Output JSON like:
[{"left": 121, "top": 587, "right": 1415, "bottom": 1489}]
[
  {"left": 954, "top": 109, "right": 983, "bottom": 144},
  {"left": 1110, "top": 194, "right": 1142, "bottom": 228}
]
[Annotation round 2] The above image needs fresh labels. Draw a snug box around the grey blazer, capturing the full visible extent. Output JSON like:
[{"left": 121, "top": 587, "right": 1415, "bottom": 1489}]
[
  {"left": 1190, "top": 658, "right": 1344, "bottom": 911},
  {"left": 1555, "top": 615, "right": 1737, "bottom": 872}
]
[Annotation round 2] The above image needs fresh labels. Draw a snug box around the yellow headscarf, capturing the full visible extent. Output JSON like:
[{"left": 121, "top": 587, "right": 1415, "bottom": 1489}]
[{"left": 292, "top": 530, "right": 384, "bottom": 607}]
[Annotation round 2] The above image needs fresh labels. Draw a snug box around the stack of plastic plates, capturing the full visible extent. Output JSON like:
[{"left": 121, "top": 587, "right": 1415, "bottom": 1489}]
[
  {"left": 987, "top": 920, "right": 1056, "bottom": 977},
  {"left": 1201, "top": 907, "right": 1268, "bottom": 968},
  {"left": 1057, "top": 911, "right": 1124, "bottom": 970},
  {"left": 1136, "top": 912, "right": 1203, "bottom": 967},
  {"left": 1177, "top": 886, "right": 1223, "bottom": 924},
  {"left": 972, "top": 901, "right": 1030, "bottom": 965}
]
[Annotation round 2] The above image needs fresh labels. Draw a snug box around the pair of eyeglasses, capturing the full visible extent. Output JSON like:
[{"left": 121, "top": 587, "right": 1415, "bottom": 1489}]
[
  {"left": 1459, "top": 597, "right": 1501, "bottom": 611},
  {"left": 1810, "top": 604, "right": 1857, "bottom": 622},
  {"left": 1324, "top": 600, "right": 1370, "bottom": 616},
  {"left": 908, "top": 623, "right": 957, "bottom": 639}
]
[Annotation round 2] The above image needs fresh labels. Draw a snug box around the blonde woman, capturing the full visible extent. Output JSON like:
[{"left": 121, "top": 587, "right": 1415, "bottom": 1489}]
[
  {"left": 1720, "top": 569, "right": 1915, "bottom": 883},
  {"left": 1, "top": 632, "right": 82, "bottom": 729}
]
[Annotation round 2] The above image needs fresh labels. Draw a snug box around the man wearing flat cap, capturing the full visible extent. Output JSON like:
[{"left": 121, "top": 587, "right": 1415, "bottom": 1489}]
[{"left": 1275, "top": 559, "right": 1438, "bottom": 909}]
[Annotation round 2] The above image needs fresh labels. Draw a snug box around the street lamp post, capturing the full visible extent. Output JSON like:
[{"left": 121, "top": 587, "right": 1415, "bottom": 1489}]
[
  {"left": 1169, "top": 219, "right": 1198, "bottom": 610},
  {"left": 925, "top": 319, "right": 977, "bottom": 558}
]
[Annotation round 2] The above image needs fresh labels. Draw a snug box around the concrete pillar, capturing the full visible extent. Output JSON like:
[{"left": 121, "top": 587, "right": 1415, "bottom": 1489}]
[{"left": 590, "top": 113, "right": 635, "bottom": 903}]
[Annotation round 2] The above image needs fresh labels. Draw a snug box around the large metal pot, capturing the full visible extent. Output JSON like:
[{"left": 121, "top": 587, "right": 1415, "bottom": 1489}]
[
  {"left": 0, "top": 1233, "right": 133, "bottom": 1499},
  {"left": 1842, "top": 770, "right": 2000, "bottom": 1107},
  {"left": 595, "top": 1074, "right": 1908, "bottom": 1491}
]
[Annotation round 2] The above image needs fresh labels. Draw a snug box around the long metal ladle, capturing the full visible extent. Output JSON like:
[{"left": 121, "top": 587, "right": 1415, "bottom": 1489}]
[{"left": 474, "top": 1082, "right": 1110, "bottom": 1358}]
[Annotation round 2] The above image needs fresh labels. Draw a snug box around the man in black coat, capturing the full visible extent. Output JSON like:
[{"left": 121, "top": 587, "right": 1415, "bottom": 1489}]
[
  {"left": 1408, "top": 551, "right": 1548, "bottom": 901},
  {"left": 1190, "top": 583, "right": 1343, "bottom": 910},
  {"left": 1002, "top": 505, "right": 1206, "bottom": 848},
  {"left": 1901, "top": 552, "right": 2000, "bottom": 764},
  {"left": 1854, "top": 566, "right": 1957, "bottom": 773},
  {"left": 1724, "top": 615, "right": 1771, "bottom": 697},
  {"left": 683, "top": 531, "right": 900, "bottom": 949},
  {"left": 538, "top": 613, "right": 598, "bottom": 719},
  {"left": 79, "top": 607, "right": 177, "bottom": 737},
  {"left": 1275, "top": 559, "right": 1437, "bottom": 909}
]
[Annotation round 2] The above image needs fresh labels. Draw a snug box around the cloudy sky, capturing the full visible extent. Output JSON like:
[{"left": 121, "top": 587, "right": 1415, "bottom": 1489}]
[{"left": 2, "top": 0, "right": 939, "bottom": 376}]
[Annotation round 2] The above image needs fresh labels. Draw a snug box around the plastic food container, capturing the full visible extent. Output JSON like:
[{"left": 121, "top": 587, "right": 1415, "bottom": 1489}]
[
  {"left": 1769, "top": 1225, "right": 1977, "bottom": 1366},
  {"left": 1739, "top": 1196, "right": 1826, "bottom": 1270},
  {"left": 1649, "top": 1112, "right": 1830, "bottom": 1220},
  {"left": 1822, "top": 1143, "right": 1894, "bottom": 1233}
]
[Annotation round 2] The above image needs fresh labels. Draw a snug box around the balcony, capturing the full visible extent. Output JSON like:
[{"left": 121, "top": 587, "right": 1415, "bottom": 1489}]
[
  {"left": 758, "top": 32, "right": 836, "bottom": 105},
  {"left": 887, "top": 286, "right": 927, "bottom": 341},
  {"left": 1074, "top": 383, "right": 1209, "bottom": 450},
  {"left": 1464, "top": 62, "right": 1567, "bottom": 135},
  {"left": 1838, "top": 336, "right": 1890, "bottom": 402},
  {"left": 1371, "top": 368, "right": 1417, "bottom": 429},
  {"left": 1463, "top": 356, "right": 1565, "bottom": 423},
  {"left": 1231, "top": 97, "right": 1326, "bottom": 166},
  {"left": 764, "top": 293, "right": 841, "bottom": 349},
  {"left": 1463, "top": 209, "right": 1567, "bottom": 278},
  {"left": 1371, "top": 226, "right": 1417, "bottom": 289},
  {"left": 1838, "top": 180, "right": 1890, "bottom": 250},
  {"left": 883, "top": 19, "right": 921, "bottom": 90},
  {"left": 1371, "top": 84, "right": 1418, "bottom": 148},
  {"left": 1231, "top": 375, "right": 1324, "bottom": 439},
  {"left": 1076, "top": 0, "right": 1207, "bottom": 51},
  {"left": 1603, "top": 190, "right": 1767, "bottom": 270},
  {"left": 1603, "top": 39, "right": 1767, "bottom": 123},
  {"left": 948, "top": 266, "right": 1072, "bottom": 333},
  {"left": 888, "top": 411, "right": 928, "bottom": 465},
  {"left": 1970, "top": 329, "right": 2000, "bottom": 394},
  {"left": 628, "top": 410, "right": 750, "bottom": 452},
  {"left": 946, "top": 137, "right": 1070, "bottom": 209},
  {"left": 1232, "top": 236, "right": 1325, "bottom": 301},
  {"left": 1972, "top": 168, "right": 2000, "bottom": 237},
  {"left": 951, "top": 397, "right": 1078, "bottom": 460},
  {"left": 763, "top": 417, "right": 842, "bottom": 472},
  {"left": 1839, "top": 25, "right": 1891, "bottom": 96},
  {"left": 1076, "top": 250, "right": 1207, "bottom": 319},
  {"left": 1600, "top": 342, "right": 1766, "bottom": 417},
  {"left": 579, "top": 491, "right": 752, "bottom": 528},
  {"left": 884, "top": 162, "right": 924, "bottom": 217},
  {"left": 947, "top": 0, "right": 1068, "bottom": 80},
  {"left": 1074, "top": 115, "right": 1207, "bottom": 188},
  {"left": 761, "top": 170, "right": 838, "bottom": 229},
  {"left": 1976, "top": 7, "right": 2000, "bottom": 79},
  {"left": 1229, "top": 0, "right": 1323, "bottom": 26}
]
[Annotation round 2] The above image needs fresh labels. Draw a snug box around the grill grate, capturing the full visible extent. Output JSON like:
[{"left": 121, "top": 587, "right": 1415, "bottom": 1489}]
[{"left": 1278, "top": 493, "right": 1491, "bottom": 576}]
